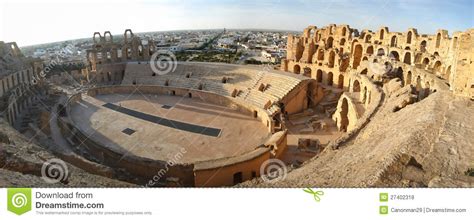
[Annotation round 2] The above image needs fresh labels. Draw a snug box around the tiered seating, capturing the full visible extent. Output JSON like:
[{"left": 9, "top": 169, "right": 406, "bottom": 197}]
[
  {"left": 121, "top": 62, "right": 305, "bottom": 115},
  {"left": 259, "top": 74, "right": 302, "bottom": 99}
]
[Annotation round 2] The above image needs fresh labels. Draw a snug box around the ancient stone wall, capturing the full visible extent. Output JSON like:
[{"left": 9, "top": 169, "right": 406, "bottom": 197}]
[{"left": 282, "top": 24, "right": 473, "bottom": 98}]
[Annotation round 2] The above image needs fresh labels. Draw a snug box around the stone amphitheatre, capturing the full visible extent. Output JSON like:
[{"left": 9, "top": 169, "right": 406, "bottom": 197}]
[{"left": 0, "top": 24, "right": 473, "bottom": 187}]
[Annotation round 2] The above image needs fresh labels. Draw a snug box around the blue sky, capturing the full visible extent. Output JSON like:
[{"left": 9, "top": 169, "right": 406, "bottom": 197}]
[{"left": 1, "top": 0, "right": 473, "bottom": 46}]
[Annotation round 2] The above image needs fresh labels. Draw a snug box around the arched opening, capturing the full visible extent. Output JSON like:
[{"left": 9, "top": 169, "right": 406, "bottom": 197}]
[
  {"left": 420, "top": 40, "right": 427, "bottom": 52},
  {"left": 397, "top": 67, "right": 404, "bottom": 86},
  {"left": 445, "top": 65, "right": 452, "bottom": 81},
  {"left": 424, "top": 81, "right": 431, "bottom": 97},
  {"left": 328, "top": 51, "right": 335, "bottom": 68},
  {"left": 377, "top": 48, "right": 385, "bottom": 56},
  {"left": 326, "top": 37, "right": 334, "bottom": 48},
  {"left": 293, "top": 65, "right": 301, "bottom": 74},
  {"left": 433, "top": 61, "right": 442, "bottom": 73},
  {"left": 233, "top": 172, "right": 243, "bottom": 184},
  {"left": 317, "top": 49, "right": 324, "bottom": 61},
  {"left": 327, "top": 72, "right": 334, "bottom": 86},
  {"left": 407, "top": 31, "right": 412, "bottom": 44},
  {"left": 422, "top": 58, "right": 430, "bottom": 67},
  {"left": 360, "top": 68, "right": 368, "bottom": 75},
  {"left": 341, "top": 27, "right": 347, "bottom": 36},
  {"left": 340, "top": 98, "right": 349, "bottom": 132},
  {"left": 316, "top": 69, "right": 323, "bottom": 82},
  {"left": 303, "top": 67, "right": 311, "bottom": 77},
  {"left": 416, "top": 76, "right": 422, "bottom": 93},
  {"left": 365, "top": 34, "right": 372, "bottom": 43},
  {"left": 366, "top": 46, "right": 374, "bottom": 55},
  {"left": 390, "top": 35, "right": 397, "bottom": 47},
  {"left": 353, "top": 80, "right": 361, "bottom": 92},
  {"left": 362, "top": 86, "right": 367, "bottom": 103},
  {"left": 339, "top": 57, "right": 349, "bottom": 72},
  {"left": 406, "top": 71, "right": 412, "bottom": 85},
  {"left": 390, "top": 51, "right": 400, "bottom": 61},
  {"left": 338, "top": 74, "right": 344, "bottom": 89},
  {"left": 436, "top": 33, "right": 441, "bottom": 48},
  {"left": 380, "top": 29, "right": 384, "bottom": 40},
  {"left": 403, "top": 52, "right": 411, "bottom": 64},
  {"left": 340, "top": 38, "right": 346, "bottom": 46},
  {"left": 352, "top": 44, "right": 363, "bottom": 69}
]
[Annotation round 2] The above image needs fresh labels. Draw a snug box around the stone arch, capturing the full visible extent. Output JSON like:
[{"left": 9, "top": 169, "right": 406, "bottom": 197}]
[
  {"left": 352, "top": 44, "right": 363, "bottom": 69},
  {"left": 390, "top": 51, "right": 400, "bottom": 61},
  {"left": 341, "top": 27, "right": 347, "bottom": 36},
  {"left": 124, "top": 29, "right": 134, "bottom": 43},
  {"left": 407, "top": 31, "right": 412, "bottom": 44},
  {"left": 351, "top": 40, "right": 358, "bottom": 54},
  {"left": 104, "top": 31, "right": 113, "bottom": 43},
  {"left": 406, "top": 71, "right": 412, "bottom": 85},
  {"left": 340, "top": 98, "right": 349, "bottom": 132},
  {"left": 353, "top": 79, "right": 361, "bottom": 92},
  {"left": 416, "top": 75, "right": 422, "bottom": 92},
  {"left": 433, "top": 61, "right": 442, "bottom": 73},
  {"left": 365, "top": 34, "right": 372, "bottom": 43},
  {"left": 377, "top": 48, "right": 385, "bottom": 56},
  {"left": 327, "top": 72, "right": 334, "bottom": 86},
  {"left": 362, "top": 86, "right": 368, "bottom": 103},
  {"left": 366, "top": 45, "right": 374, "bottom": 55},
  {"left": 338, "top": 74, "right": 344, "bottom": 89},
  {"left": 293, "top": 64, "right": 301, "bottom": 74},
  {"left": 390, "top": 35, "right": 397, "bottom": 47},
  {"left": 316, "top": 69, "right": 323, "bottom": 82},
  {"left": 93, "top": 32, "right": 102, "bottom": 44},
  {"left": 317, "top": 49, "right": 324, "bottom": 61},
  {"left": 420, "top": 40, "right": 427, "bottom": 52},
  {"left": 326, "top": 37, "right": 334, "bottom": 48},
  {"left": 340, "top": 38, "right": 346, "bottom": 46},
  {"left": 328, "top": 50, "right": 336, "bottom": 68},
  {"left": 445, "top": 65, "right": 452, "bottom": 81},
  {"left": 303, "top": 67, "right": 311, "bottom": 77},
  {"left": 340, "top": 58, "right": 349, "bottom": 72},
  {"left": 380, "top": 29, "right": 385, "bottom": 40},
  {"left": 436, "top": 33, "right": 441, "bottom": 48},
  {"left": 403, "top": 52, "right": 411, "bottom": 64},
  {"left": 425, "top": 81, "right": 431, "bottom": 96},
  {"left": 422, "top": 57, "right": 430, "bottom": 66}
]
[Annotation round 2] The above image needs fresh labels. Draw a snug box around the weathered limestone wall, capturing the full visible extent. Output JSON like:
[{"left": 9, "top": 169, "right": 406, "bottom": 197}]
[{"left": 283, "top": 24, "right": 471, "bottom": 98}]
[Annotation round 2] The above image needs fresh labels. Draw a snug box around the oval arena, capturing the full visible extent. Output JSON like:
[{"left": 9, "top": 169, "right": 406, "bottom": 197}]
[{"left": 58, "top": 59, "right": 315, "bottom": 186}]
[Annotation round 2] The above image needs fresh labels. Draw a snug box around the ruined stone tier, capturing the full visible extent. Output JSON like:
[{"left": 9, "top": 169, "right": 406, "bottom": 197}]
[{"left": 280, "top": 24, "right": 473, "bottom": 98}]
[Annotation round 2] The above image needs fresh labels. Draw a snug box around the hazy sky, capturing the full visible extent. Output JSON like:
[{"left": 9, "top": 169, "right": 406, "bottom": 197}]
[{"left": 1, "top": 0, "right": 473, "bottom": 46}]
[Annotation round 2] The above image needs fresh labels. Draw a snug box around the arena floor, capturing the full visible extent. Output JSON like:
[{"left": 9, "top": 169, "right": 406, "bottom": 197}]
[{"left": 70, "top": 93, "right": 270, "bottom": 163}]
